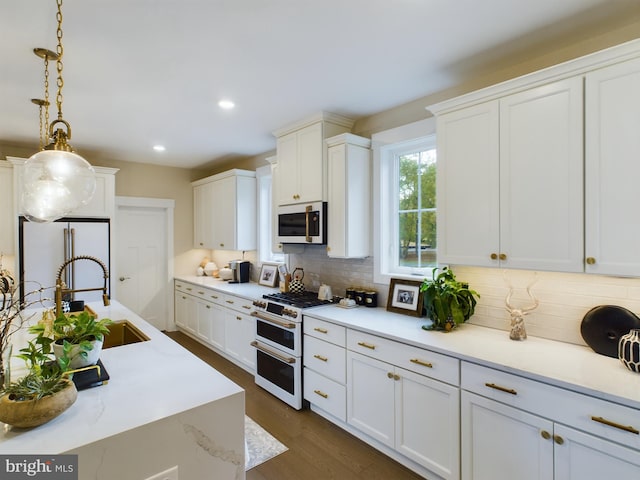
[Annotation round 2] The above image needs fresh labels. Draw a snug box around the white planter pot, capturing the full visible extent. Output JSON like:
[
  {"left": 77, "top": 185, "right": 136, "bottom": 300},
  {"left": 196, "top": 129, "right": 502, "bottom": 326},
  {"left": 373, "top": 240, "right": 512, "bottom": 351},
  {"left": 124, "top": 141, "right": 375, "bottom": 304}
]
[{"left": 53, "top": 338, "right": 103, "bottom": 369}]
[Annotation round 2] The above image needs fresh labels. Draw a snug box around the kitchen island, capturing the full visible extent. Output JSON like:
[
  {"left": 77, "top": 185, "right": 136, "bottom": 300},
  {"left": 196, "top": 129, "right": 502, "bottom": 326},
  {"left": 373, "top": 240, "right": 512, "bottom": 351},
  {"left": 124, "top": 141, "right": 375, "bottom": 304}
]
[{"left": 0, "top": 301, "right": 246, "bottom": 480}]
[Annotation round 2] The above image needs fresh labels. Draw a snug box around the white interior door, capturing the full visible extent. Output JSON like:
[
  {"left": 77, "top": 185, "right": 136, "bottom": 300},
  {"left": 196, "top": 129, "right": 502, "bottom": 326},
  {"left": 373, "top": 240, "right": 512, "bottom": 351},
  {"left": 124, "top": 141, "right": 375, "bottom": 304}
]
[{"left": 115, "top": 198, "right": 174, "bottom": 331}]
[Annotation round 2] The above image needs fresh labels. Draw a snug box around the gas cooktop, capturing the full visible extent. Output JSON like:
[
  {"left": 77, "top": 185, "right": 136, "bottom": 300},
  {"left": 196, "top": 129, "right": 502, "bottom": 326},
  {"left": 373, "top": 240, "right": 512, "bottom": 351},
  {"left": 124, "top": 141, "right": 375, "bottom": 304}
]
[{"left": 262, "top": 291, "right": 334, "bottom": 309}]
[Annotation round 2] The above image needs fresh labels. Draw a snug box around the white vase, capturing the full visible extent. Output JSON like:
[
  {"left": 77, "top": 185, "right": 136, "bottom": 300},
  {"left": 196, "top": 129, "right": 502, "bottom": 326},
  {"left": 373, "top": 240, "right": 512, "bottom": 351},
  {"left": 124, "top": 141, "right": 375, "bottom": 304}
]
[
  {"left": 53, "top": 338, "right": 103, "bottom": 369},
  {"left": 618, "top": 329, "right": 640, "bottom": 373}
]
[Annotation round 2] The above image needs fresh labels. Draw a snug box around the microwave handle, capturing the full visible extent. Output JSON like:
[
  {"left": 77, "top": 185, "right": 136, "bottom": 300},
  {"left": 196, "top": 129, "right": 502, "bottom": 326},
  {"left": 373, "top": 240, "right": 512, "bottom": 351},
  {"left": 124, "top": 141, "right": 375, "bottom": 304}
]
[{"left": 305, "top": 204, "right": 312, "bottom": 243}]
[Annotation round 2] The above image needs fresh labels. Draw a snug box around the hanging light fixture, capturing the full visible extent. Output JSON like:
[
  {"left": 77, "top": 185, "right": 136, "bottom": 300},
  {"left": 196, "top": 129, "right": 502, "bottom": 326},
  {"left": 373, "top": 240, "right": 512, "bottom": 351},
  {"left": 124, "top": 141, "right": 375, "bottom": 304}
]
[{"left": 22, "top": 0, "right": 96, "bottom": 223}]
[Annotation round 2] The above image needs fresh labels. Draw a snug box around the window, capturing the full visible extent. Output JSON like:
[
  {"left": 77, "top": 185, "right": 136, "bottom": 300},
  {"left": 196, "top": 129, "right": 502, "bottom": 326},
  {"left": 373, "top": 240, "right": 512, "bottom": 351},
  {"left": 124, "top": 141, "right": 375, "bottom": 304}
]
[
  {"left": 373, "top": 118, "right": 437, "bottom": 284},
  {"left": 256, "top": 165, "right": 285, "bottom": 264}
]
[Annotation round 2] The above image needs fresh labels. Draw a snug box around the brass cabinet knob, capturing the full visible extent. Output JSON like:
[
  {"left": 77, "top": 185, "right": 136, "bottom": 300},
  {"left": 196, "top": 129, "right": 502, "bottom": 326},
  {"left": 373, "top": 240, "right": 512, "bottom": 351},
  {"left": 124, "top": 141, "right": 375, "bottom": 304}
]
[
  {"left": 490, "top": 253, "right": 498, "bottom": 260},
  {"left": 586, "top": 257, "right": 596, "bottom": 265},
  {"left": 219, "top": 243, "right": 224, "bottom": 247},
  {"left": 499, "top": 253, "right": 507, "bottom": 261},
  {"left": 553, "top": 435, "right": 564, "bottom": 445},
  {"left": 387, "top": 372, "right": 394, "bottom": 379},
  {"left": 540, "top": 430, "right": 551, "bottom": 440}
]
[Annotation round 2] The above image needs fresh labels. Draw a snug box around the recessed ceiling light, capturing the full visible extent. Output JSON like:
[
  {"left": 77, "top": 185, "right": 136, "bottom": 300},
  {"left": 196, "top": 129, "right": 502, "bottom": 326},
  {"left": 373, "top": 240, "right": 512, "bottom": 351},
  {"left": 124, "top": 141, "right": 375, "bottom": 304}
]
[
  {"left": 218, "top": 99, "right": 235, "bottom": 110},
  {"left": 153, "top": 145, "right": 166, "bottom": 152}
]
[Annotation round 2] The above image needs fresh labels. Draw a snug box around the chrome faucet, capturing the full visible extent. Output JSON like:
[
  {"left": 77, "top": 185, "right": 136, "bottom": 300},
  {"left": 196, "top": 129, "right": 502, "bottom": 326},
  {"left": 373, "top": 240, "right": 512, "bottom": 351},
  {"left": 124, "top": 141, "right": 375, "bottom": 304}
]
[{"left": 55, "top": 255, "right": 110, "bottom": 316}]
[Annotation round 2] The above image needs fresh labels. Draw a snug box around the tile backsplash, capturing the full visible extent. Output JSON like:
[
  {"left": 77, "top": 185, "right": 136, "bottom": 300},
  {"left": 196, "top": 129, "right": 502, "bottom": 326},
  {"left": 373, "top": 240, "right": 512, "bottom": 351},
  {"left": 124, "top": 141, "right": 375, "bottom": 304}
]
[{"left": 286, "top": 246, "right": 640, "bottom": 347}]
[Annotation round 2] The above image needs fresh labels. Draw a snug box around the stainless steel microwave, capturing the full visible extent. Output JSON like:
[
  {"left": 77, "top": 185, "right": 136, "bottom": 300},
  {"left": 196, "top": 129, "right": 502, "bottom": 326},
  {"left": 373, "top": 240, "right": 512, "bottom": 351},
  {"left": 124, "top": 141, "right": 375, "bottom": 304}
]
[{"left": 276, "top": 201, "right": 327, "bottom": 244}]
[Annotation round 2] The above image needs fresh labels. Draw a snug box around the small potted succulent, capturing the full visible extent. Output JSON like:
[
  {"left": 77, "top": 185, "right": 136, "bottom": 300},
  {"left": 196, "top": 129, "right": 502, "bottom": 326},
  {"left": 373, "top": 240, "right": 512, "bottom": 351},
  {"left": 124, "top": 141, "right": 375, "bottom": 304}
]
[{"left": 420, "top": 267, "right": 479, "bottom": 331}]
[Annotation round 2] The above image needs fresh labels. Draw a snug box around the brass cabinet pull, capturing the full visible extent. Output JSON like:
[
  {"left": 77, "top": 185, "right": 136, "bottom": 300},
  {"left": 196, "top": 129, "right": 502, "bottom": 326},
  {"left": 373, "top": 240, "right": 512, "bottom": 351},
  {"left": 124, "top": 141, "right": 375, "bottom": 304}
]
[
  {"left": 219, "top": 243, "right": 224, "bottom": 247},
  {"left": 236, "top": 316, "right": 242, "bottom": 321},
  {"left": 226, "top": 300, "right": 234, "bottom": 304},
  {"left": 499, "top": 253, "right": 507, "bottom": 261},
  {"left": 313, "top": 354, "right": 328, "bottom": 362},
  {"left": 485, "top": 382, "right": 517, "bottom": 395},
  {"left": 586, "top": 257, "right": 596, "bottom": 265},
  {"left": 386, "top": 372, "right": 400, "bottom": 381},
  {"left": 314, "top": 327, "right": 328, "bottom": 334},
  {"left": 206, "top": 305, "right": 211, "bottom": 309},
  {"left": 186, "top": 287, "right": 193, "bottom": 291},
  {"left": 591, "top": 416, "right": 639, "bottom": 435},
  {"left": 410, "top": 358, "right": 433, "bottom": 368},
  {"left": 490, "top": 253, "right": 498, "bottom": 260},
  {"left": 314, "top": 389, "right": 328, "bottom": 399},
  {"left": 387, "top": 372, "right": 394, "bottom": 379},
  {"left": 540, "top": 430, "right": 551, "bottom": 440},
  {"left": 242, "top": 305, "right": 251, "bottom": 310},
  {"left": 211, "top": 295, "right": 219, "bottom": 299},
  {"left": 357, "top": 341, "right": 376, "bottom": 350},
  {"left": 394, "top": 374, "right": 400, "bottom": 381},
  {"left": 198, "top": 291, "right": 205, "bottom": 294},
  {"left": 553, "top": 435, "right": 564, "bottom": 445}
]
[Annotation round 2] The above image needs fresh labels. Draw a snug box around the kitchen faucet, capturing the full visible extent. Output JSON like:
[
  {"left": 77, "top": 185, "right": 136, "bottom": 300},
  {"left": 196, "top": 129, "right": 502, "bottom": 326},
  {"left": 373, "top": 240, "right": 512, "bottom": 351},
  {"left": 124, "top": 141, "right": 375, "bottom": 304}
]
[{"left": 54, "top": 255, "right": 110, "bottom": 316}]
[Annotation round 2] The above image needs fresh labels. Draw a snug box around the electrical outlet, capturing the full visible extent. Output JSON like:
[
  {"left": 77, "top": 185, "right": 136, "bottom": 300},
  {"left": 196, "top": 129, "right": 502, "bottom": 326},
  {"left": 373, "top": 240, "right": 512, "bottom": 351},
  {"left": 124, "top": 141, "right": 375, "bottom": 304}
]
[{"left": 144, "top": 465, "right": 178, "bottom": 480}]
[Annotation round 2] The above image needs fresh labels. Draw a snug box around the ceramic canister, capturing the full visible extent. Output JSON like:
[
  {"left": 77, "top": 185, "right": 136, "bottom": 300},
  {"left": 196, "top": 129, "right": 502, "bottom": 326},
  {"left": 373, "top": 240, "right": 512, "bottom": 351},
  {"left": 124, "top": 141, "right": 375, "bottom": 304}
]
[{"left": 619, "top": 329, "right": 640, "bottom": 373}]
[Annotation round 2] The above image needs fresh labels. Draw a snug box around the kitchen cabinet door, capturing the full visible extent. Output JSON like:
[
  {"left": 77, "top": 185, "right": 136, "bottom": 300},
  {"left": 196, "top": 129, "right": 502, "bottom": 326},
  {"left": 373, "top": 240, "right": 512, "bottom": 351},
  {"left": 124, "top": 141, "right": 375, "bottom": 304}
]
[
  {"left": 174, "top": 290, "right": 196, "bottom": 334},
  {"left": 461, "top": 391, "right": 553, "bottom": 480},
  {"left": 326, "top": 134, "right": 371, "bottom": 258},
  {"left": 585, "top": 56, "right": 640, "bottom": 276},
  {"left": 0, "top": 161, "right": 14, "bottom": 255},
  {"left": 436, "top": 101, "right": 500, "bottom": 267},
  {"left": 224, "top": 310, "right": 255, "bottom": 371},
  {"left": 347, "top": 350, "right": 395, "bottom": 448},
  {"left": 194, "top": 297, "right": 213, "bottom": 344},
  {"left": 499, "top": 77, "right": 583, "bottom": 272},
  {"left": 395, "top": 367, "right": 460, "bottom": 480},
  {"left": 275, "top": 130, "right": 300, "bottom": 206},
  {"left": 210, "top": 175, "right": 235, "bottom": 249},
  {"left": 207, "top": 301, "right": 226, "bottom": 351},
  {"left": 193, "top": 181, "right": 214, "bottom": 248},
  {"left": 554, "top": 424, "right": 640, "bottom": 480}
]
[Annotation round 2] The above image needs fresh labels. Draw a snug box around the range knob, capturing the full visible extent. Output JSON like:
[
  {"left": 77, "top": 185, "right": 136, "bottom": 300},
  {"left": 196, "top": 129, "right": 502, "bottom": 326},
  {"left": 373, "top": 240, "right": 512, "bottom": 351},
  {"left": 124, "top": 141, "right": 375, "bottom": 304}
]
[
  {"left": 252, "top": 300, "right": 266, "bottom": 309},
  {"left": 282, "top": 308, "right": 298, "bottom": 319}
]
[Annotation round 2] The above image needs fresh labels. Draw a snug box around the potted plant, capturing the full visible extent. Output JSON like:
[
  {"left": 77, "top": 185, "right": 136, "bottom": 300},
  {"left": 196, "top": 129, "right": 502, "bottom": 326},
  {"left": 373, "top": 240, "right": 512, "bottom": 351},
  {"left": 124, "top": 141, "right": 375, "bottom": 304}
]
[
  {"left": 420, "top": 267, "right": 480, "bottom": 331},
  {"left": 29, "top": 310, "right": 112, "bottom": 369},
  {"left": 0, "top": 338, "right": 77, "bottom": 428}
]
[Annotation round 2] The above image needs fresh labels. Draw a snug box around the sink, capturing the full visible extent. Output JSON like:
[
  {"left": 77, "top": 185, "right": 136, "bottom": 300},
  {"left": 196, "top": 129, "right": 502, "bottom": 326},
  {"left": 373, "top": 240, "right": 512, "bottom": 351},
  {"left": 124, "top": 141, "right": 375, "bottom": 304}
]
[{"left": 103, "top": 320, "right": 150, "bottom": 348}]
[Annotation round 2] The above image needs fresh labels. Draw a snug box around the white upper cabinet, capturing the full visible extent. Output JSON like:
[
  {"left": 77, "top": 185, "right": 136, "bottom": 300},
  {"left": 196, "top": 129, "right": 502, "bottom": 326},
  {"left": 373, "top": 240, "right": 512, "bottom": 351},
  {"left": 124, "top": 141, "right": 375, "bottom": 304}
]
[
  {"left": 0, "top": 161, "right": 14, "bottom": 255},
  {"left": 585, "top": 56, "right": 640, "bottom": 276},
  {"left": 273, "top": 112, "right": 353, "bottom": 206},
  {"left": 435, "top": 78, "right": 584, "bottom": 272},
  {"left": 192, "top": 169, "right": 256, "bottom": 251},
  {"left": 326, "top": 134, "right": 371, "bottom": 259}
]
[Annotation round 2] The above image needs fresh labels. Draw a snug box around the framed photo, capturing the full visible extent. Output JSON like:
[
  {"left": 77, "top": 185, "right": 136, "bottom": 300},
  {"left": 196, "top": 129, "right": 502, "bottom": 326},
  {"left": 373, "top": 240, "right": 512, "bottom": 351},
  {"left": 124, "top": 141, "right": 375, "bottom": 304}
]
[
  {"left": 259, "top": 264, "right": 279, "bottom": 287},
  {"left": 386, "top": 278, "right": 423, "bottom": 317}
]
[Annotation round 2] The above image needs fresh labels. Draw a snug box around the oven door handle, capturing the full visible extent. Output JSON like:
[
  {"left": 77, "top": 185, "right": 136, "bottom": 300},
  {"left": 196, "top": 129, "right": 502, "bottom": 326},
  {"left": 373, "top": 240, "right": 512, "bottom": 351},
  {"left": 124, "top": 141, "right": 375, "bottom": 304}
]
[
  {"left": 250, "top": 311, "right": 296, "bottom": 329},
  {"left": 251, "top": 341, "right": 297, "bottom": 364}
]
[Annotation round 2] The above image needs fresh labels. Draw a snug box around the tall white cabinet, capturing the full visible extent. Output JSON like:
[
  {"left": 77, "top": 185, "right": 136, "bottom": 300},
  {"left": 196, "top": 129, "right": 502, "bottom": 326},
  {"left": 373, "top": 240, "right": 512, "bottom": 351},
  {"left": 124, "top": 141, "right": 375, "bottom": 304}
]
[
  {"left": 326, "top": 133, "right": 371, "bottom": 259},
  {"left": 192, "top": 169, "right": 256, "bottom": 251},
  {"left": 585, "top": 56, "right": 640, "bottom": 276},
  {"left": 434, "top": 78, "right": 584, "bottom": 272}
]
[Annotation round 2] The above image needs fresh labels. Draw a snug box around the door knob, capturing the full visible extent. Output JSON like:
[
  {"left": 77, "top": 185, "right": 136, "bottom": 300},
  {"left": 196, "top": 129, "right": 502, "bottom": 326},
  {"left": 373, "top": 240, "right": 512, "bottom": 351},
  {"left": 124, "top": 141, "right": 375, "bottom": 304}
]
[{"left": 119, "top": 276, "right": 131, "bottom": 282}]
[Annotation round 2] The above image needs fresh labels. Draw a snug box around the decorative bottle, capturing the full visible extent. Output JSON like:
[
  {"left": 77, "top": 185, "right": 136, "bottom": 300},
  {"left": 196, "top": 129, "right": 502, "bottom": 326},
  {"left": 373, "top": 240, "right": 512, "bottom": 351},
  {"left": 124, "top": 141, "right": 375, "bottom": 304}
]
[{"left": 618, "top": 329, "right": 640, "bottom": 373}]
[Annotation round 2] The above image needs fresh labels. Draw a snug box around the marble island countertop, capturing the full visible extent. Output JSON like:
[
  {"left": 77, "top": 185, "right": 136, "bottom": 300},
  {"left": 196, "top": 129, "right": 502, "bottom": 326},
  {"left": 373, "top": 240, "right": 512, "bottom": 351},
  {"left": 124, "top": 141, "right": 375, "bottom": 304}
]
[
  {"left": 0, "top": 301, "right": 245, "bottom": 457},
  {"left": 304, "top": 304, "right": 640, "bottom": 410}
]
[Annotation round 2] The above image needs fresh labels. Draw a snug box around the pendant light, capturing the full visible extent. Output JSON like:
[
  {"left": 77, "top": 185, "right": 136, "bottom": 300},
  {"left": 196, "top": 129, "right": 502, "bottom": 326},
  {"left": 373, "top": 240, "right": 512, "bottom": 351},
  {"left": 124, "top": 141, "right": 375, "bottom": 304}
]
[{"left": 22, "top": 0, "right": 96, "bottom": 223}]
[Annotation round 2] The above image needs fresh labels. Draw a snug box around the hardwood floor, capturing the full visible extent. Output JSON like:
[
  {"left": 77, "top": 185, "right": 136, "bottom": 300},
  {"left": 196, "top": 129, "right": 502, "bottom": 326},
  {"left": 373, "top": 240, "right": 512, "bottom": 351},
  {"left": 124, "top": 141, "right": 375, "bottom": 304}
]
[{"left": 165, "top": 331, "right": 425, "bottom": 480}]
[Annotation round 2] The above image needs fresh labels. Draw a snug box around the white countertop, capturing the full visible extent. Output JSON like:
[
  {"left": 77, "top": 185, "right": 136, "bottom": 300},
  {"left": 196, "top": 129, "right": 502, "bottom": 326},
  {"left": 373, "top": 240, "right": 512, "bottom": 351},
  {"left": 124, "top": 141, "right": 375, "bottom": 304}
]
[
  {"left": 175, "top": 275, "right": 278, "bottom": 300},
  {"left": 0, "top": 301, "right": 244, "bottom": 454},
  {"left": 305, "top": 304, "right": 640, "bottom": 410}
]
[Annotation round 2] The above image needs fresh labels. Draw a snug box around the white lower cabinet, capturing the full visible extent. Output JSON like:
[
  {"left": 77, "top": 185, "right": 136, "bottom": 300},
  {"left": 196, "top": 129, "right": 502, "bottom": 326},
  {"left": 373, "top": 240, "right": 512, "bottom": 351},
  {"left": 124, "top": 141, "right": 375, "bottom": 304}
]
[
  {"left": 461, "top": 361, "right": 640, "bottom": 480},
  {"left": 344, "top": 329, "right": 460, "bottom": 479},
  {"left": 174, "top": 280, "right": 255, "bottom": 373}
]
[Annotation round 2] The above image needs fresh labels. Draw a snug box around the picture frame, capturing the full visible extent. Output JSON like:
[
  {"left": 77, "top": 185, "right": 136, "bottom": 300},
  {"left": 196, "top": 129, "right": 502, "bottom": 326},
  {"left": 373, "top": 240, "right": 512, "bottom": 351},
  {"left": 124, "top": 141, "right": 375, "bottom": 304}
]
[
  {"left": 259, "top": 264, "right": 279, "bottom": 287},
  {"left": 386, "top": 278, "right": 424, "bottom": 317}
]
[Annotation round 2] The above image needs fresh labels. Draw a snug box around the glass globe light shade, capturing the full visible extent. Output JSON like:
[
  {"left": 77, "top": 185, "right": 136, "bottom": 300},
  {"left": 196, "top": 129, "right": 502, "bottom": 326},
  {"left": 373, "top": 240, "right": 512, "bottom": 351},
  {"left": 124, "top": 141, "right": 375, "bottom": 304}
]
[{"left": 22, "top": 150, "right": 96, "bottom": 222}]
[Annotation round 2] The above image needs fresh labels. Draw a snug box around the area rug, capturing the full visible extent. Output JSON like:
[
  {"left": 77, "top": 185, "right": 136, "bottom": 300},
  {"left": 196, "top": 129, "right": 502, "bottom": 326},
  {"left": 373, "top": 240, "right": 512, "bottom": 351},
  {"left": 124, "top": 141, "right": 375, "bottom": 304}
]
[{"left": 245, "top": 415, "right": 288, "bottom": 470}]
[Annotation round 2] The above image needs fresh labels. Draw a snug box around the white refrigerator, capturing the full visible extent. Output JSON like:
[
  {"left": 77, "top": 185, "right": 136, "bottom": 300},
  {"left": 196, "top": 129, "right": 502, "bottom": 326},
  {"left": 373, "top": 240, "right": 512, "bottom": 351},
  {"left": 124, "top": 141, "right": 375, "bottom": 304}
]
[{"left": 19, "top": 217, "right": 111, "bottom": 308}]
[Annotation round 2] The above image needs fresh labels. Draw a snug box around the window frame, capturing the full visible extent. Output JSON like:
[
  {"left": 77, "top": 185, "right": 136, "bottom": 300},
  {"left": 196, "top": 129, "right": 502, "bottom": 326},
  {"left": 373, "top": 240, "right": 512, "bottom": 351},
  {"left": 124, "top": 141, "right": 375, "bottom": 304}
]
[
  {"left": 256, "top": 164, "right": 285, "bottom": 265},
  {"left": 373, "top": 118, "right": 436, "bottom": 285}
]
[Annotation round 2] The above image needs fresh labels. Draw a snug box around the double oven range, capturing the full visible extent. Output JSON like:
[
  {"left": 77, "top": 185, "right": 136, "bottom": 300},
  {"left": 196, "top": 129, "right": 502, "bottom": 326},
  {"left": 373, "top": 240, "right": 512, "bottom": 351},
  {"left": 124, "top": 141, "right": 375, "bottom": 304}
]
[{"left": 251, "top": 291, "right": 332, "bottom": 409}]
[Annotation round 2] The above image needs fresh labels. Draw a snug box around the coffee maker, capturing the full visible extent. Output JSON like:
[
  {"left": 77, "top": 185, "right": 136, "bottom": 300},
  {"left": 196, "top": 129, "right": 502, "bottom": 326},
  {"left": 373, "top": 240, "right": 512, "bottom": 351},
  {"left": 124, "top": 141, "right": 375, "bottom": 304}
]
[{"left": 229, "top": 260, "right": 250, "bottom": 283}]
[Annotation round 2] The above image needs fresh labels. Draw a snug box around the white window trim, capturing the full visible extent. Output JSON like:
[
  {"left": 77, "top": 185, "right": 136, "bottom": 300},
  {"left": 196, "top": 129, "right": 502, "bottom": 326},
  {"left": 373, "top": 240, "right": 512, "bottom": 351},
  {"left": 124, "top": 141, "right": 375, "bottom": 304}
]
[
  {"left": 372, "top": 117, "right": 436, "bottom": 285},
  {"left": 256, "top": 164, "right": 285, "bottom": 265}
]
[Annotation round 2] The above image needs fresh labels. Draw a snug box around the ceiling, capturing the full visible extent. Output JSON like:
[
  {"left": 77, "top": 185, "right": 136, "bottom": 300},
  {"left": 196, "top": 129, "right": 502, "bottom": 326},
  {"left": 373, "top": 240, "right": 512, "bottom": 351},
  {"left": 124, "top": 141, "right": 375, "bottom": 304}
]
[{"left": 1, "top": 1, "right": 639, "bottom": 169}]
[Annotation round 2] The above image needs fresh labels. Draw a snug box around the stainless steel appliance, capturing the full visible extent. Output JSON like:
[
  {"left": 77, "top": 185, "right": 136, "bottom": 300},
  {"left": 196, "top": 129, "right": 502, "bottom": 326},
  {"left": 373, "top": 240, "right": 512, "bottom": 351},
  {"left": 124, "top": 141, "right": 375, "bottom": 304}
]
[
  {"left": 276, "top": 201, "right": 327, "bottom": 245},
  {"left": 19, "top": 216, "right": 110, "bottom": 307},
  {"left": 229, "top": 260, "right": 250, "bottom": 283},
  {"left": 251, "top": 291, "right": 333, "bottom": 409}
]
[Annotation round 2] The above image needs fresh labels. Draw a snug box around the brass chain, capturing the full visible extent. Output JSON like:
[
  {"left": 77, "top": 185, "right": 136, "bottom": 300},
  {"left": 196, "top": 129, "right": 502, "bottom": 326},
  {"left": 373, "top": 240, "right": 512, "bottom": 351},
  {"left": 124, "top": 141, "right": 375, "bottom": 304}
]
[
  {"left": 37, "top": 102, "right": 44, "bottom": 150},
  {"left": 43, "top": 56, "right": 51, "bottom": 144},
  {"left": 55, "top": 0, "right": 64, "bottom": 120}
]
